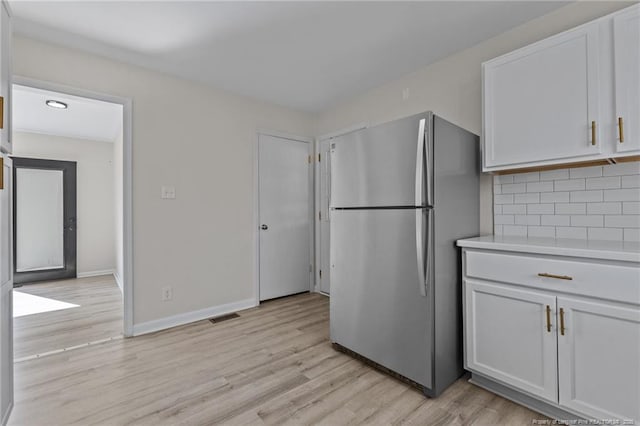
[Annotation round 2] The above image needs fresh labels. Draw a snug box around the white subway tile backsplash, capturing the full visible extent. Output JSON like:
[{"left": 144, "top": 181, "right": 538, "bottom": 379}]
[
  {"left": 571, "top": 215, "right": 603, "bottom": 227},
  {"left": 569, "top": 166, "right": 602, "bottom": 178},
  {"left": 494, "top": 194, "right": 514, "bottom": 204},
  {"left": 555, "top": 203, "right": 586, "bottom": 215},
  {"left": 495, "top": 215, "right": 515, "bottom": 225},
  {"left": 556, "top": 227, "right": 587, "bottom": 239},
  {"left": 540, "top": 192, "right": 570, "bottom": 203},
  {"left": 570, "top": 190, "right": 603, "bottom": 203},
  {"left": 502, "top": 183, "right": 527, "bottom": 194},
  {"left": 603, "top": 162, "right": 640, "bottom": 176},
  {"left": 603, "top": 188, "right": 640, "bottom": 202},
  {"left": 587, "top": 202, "right": 622, "bottom": 215},
  {"left": 527, "top": 181, "right": 554, "bottom": 192},
  {"left": 528, "top": 226, "right": 556, "bottom": 238},
  {"left": 527, "top": 204, "right": 555, "bottom": 214},
  {"left": 585, "top": 176, "right": 621, "bottom": 190},
  {"left": 513, "top": 172, "right": 540, "bottom": 183},
  {"left": 623, "top": 202, "right": 640, "bottom": 215},
  {"left": 554, "top": 179, "right": 585, "bottom": 191},
  {"left": 515, "top": 215, "right": 540, "bottom": 226},
  {"left": 494, "top": 162, "right": 640, "bottom": 241},
  {"left": 540, "top": 169, "right": 569, "bottom": 181},
  {"left": 494, "top": 224, "right": 503, "bottom": 235},
  {"left": 587, "top": 228, "right": 623, "bottom": 241},
  {"left": 503, "top": 225, "right": 527, "bottom": 236},
  {"left": 624, "top": 228, "right": 640, "bottom": 242},
  {"left": 605, "top": 215, "right": 640, "bottom": 228},
  {"left": 541, "top": 215, "right": 570, "bottom": 226},
  {"left": 514, "top": 193, "right": 540, "bottom": 204},
  {"left": 621, "top": 175, "right": 640, "bottom": 188},
  {"left": 502, "top": 204, "right": 527, "bottom": 214}
]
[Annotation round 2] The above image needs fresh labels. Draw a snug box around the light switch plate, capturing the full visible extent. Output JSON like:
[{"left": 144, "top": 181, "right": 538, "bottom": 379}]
[{"left": 161, "top": 185, "right": 176, "bottom": 199}]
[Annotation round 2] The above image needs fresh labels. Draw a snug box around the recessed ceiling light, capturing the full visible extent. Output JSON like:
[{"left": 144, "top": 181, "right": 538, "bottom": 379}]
[{"left": 46, "top": 100, "right": 68, "bottom": 109}]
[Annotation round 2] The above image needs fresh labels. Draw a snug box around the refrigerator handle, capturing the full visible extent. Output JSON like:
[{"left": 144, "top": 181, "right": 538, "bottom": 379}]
[
  {"left": 415, "top": 209, "right": 427, "bottom": 297},
  {"left": 425, "top": 209, "right": 433, "bottom": 296},
  {"left": 425, "top": 119, "right": 433, "bottom": 207},
  {"left": 415, "top": 118, "right": 426, "bottom": 207}
]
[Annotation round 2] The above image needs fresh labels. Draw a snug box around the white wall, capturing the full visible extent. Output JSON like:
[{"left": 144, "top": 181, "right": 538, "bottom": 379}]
[
  {"left": 13, "top": 131, "right": 116, "bottom": 276},
  {"left": 12, "top": 36, "right": 315, "bottom": 327},
  {"left": 113, "top": 129, "right": 123, "bottom": 291},
  {"left": 315, "top": 1, "right": 635, "bottom": 235}
]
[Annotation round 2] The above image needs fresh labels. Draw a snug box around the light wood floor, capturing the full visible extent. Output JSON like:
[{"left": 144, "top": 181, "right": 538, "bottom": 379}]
[
  {"left": 13, "top": 275, "right": 123, "bottom": 359},
  {"left": 9, "top": 292, "right": 545, "bottom": 425}
]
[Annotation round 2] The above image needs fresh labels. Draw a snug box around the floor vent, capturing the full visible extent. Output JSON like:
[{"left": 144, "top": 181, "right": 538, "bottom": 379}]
[{"left": 209, "top": 313, "right": 240, "bottom": 324}]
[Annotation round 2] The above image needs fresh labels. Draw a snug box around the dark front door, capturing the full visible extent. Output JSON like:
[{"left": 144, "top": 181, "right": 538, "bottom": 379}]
[{"left": 12, "top": 157, "right": 77, "bottom": 284}]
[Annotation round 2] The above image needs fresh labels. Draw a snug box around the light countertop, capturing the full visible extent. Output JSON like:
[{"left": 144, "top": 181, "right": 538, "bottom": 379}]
[{"left": 457, "top": 235, "right": 640, "bottom": 263}]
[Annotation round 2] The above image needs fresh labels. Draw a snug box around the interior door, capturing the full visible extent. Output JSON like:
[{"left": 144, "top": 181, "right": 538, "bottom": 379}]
[
  {"left": 258, "top": 134, "right": 310, "bottom": 301},
  {"left": 0, "top": 154, "right": 13, "bottom": 426},
  {"left": 318, "top": 139, "right": 331, "bottom": 295},
  {"left": 12, "top": 157, "right": 77, "bottom": 284}
]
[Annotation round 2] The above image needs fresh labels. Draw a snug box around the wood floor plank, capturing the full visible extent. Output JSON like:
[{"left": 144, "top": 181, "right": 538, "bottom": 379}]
[{"left": 9, "top": 291, "right": 547, "bottom": 425}]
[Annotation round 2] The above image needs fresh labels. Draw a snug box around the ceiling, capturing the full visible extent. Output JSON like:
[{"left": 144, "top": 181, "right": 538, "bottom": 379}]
[
  {"left": 13, "top": 85, "right": 123, "bottom": 142},
  {"left": 10, "top": 1, "right": 569, "bottom": 112}
]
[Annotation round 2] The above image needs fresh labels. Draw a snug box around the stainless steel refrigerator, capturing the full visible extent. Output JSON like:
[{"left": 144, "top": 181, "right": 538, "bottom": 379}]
[{"left": 329, "top": 111, "right": 479, "bottom": 397}]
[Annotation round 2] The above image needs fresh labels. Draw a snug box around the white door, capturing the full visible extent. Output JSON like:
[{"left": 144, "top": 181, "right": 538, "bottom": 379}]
[
  {"left": 464, "top": 280, "right": 558, "bottom": 403},
  {"left": 258, "top": 134, "right": 310, "bottom": 301},
  {"left": 318, "top": 139, "right": 331, "bottom": 294},
  {"left": 0, "top": 2, "right": 10, "bottom": 155},
  {"left": 557, "top": 296, "right": 640, "bottom": 422},
  {"left": 0, "top": 154, "right": 13, "bottom": 425},
  {"left": 614, "top": 5, "right": 640, "bottom": 153},
  {"left": 483, "top": 22, "right": 602, "bottom": 169}
]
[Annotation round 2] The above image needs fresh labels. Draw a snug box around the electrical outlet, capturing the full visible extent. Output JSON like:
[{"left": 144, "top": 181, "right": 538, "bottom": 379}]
[
  {"left": 161, "top": 185, "right": 176, "bottom": 199},
  {"left": 162, "top": 286, "right": 173, "bottom": 301},
  {"left": 402, "top": 87, "right": 410, "bottom": 100}
]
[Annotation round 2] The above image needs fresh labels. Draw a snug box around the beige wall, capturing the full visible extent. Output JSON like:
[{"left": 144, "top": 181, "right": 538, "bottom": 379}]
[
  {"left": 13, "top": 36, "right": 315, "bottom": 325},
  {"left": 315, "top": 1, "right": 635, "bottom": 235},
  {"left": 13, "top": 131, "right": 116, "bottom": 275}
]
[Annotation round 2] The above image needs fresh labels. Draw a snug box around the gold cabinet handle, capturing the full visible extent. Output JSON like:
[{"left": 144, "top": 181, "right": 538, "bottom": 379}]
[
  {"left": 591, "top": 121, "right": 596, "bottom": 146},
  {"left": 559, "top": 307, "right": 566, "bottom": 336},
  {"left": 619, "top": 117, "right": 625, "bottom": 143},
  {"left": 545, "top": 305, "right": 552, "bottom": 333},
  {"left": 538, "top": 272, "right": 573, "bottom": 281}
]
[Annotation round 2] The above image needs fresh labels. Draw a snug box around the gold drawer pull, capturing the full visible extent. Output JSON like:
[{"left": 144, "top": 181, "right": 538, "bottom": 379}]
[
  {"left": 619, "top": 117, "right": 625, "bottom": 143},
  {"left": 559, "top": 307, "right": 566, "bottom": 336},
  {"left": 545, "top": 305, "right": 552, "bottom": 333},
  {"left": 538, "top": 272, "right": 573, "bottom": 281},
  {"left": 591, "top": 121, "right": 596, "bottom": 146}
]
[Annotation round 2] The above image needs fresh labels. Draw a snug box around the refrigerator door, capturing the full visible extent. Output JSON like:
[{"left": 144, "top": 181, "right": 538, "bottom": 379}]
[
  {"left": 330, "top": 112, "right": 432, "bottom": 208},
  {"left": 330, "top": 208, "right": 433, "bottom": 389}
]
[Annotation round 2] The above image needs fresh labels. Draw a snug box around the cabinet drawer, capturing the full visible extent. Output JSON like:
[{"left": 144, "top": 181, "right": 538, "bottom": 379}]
[{"left": 465, "top": 250, "right": 640, "bottom": 305}]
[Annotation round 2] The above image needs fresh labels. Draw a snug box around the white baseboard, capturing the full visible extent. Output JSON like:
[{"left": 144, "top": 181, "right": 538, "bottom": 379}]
[
  {"left": 77, "top": 269, "right": 115, "bottom": 278},
  {"left": 113, "top": 271, "right": 123, "bottom": 293},
  {"left": 131, "top": 298, "right": 257, "bottom": 336}
]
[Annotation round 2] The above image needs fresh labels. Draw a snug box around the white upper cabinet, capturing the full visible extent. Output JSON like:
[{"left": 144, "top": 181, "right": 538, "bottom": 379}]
[
  {"left": 483, "top": 4, "right": 640, "bottom": 172},
  {"left": 614, "top": 5, "right": 640, "bottom": 154},
  {"left": 0, "top": 1, "right": 10, "bottom": 155}
]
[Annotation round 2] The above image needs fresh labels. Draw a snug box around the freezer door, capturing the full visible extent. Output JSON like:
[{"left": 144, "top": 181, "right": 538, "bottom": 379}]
[
  {"left": 330, "top": 208, "right": 433, "bottom": 389},
  {"left": 330, "top": 112, "right": 432, "bottom": 208}
]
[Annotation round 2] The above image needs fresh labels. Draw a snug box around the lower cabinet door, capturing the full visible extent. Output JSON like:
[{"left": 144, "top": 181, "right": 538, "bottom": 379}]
[
  {"left": 465, "top": 280, "right": 558, "bottom": 402},
  {"left": 557, "top": 297, "right": 640, "bottom": 422}
]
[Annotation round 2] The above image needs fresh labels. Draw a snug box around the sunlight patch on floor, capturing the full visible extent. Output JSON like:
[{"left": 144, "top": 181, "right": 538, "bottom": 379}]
[{"left": 13, "top": 290, "right": 80, "bottom": 318}]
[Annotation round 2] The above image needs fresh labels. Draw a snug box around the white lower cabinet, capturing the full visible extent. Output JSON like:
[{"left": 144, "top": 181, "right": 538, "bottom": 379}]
[
  {"left": 557, "top": 297, "right": 640, "bottom": 422},
  {"left": 465, "top": 280, "right": 558, "bottom": 403},
  {"left": 462, "top": 248, "right": 640, "bottom": 422}
]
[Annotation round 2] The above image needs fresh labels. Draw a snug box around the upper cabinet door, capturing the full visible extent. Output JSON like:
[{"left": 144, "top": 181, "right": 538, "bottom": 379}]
[
  {"left": 483, "top": 23, "right": 601, "bottom": 171},
  {"left": 0, "top": 2, "right": 11, "bottom": 155},
  {"left": 614, "top": 5, "right": 640, "bottom": 154}
]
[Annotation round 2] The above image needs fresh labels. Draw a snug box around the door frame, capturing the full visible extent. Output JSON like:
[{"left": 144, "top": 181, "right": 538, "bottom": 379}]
[
  {"left": 314, "top": 123, "right": 367, "bottom": 294},
  {"left": 12, "top": 157, "right": 77, "bottom": 284},
  {"left": 253, "top": 130, "right": 314, "bottom": 306},
  {"left": 13, "top": 76, "right": 135, "bottom": 337}
]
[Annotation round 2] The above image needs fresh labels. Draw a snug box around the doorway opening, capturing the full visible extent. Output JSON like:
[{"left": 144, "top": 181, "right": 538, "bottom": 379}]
[{"left": 10, "top": 80, "right": 132, "bottom": 360}]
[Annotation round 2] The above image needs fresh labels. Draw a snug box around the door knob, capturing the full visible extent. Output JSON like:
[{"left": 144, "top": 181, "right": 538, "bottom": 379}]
[{"left": 261, "top": 224, "right": 268, "bottom": 230}]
